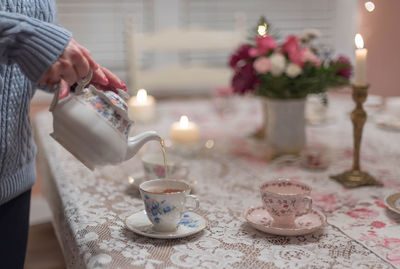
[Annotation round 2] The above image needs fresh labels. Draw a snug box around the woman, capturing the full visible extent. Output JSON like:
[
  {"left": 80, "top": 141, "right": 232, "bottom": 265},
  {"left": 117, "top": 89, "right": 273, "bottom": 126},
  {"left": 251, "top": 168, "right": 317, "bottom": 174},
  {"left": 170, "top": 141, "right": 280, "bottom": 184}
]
[{"left": 0, "top": 1, "right": 126, "bottom": 267}]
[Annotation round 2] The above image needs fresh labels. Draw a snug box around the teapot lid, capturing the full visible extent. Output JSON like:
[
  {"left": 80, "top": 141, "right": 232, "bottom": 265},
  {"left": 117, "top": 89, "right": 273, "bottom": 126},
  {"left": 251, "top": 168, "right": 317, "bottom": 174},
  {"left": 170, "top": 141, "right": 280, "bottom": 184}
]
[
  {"left": 92, "top": 86, "right": 131, "bottom": 121},
  {"left": 102, "top": 91, "right": 129, "bottom": 112}
]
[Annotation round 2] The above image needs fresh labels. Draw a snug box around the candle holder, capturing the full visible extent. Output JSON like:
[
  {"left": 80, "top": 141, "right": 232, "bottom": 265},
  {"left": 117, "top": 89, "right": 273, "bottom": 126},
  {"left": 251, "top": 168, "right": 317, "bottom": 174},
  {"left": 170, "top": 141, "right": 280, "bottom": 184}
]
[{"left": 330, "top": 84, "right": 382, "bottom": 188}]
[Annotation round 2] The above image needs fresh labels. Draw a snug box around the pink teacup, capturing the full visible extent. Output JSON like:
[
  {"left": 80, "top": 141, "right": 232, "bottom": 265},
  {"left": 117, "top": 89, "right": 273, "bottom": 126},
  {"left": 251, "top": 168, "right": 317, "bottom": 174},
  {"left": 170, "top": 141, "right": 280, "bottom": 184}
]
[{"left": 260, "top": 179, "right": 312, "bottom": 227}]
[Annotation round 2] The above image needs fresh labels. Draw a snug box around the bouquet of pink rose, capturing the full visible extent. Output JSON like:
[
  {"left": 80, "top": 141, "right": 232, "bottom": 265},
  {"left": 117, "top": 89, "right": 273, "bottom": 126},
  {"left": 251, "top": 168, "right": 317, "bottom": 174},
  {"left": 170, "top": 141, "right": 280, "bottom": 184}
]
[{"left": 229, "top": 33, "right": 352, "bottom": 99}]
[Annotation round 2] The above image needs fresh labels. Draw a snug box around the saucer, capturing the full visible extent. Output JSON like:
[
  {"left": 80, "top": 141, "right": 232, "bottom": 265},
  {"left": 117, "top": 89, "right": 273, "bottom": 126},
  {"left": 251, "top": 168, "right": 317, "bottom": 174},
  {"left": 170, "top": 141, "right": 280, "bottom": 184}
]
[
  {"left": 375, "top": 114, "right": 400, "bottom": 131},
  {"left": 244, "top": 206, "right": 327, "bottom": 236},
  {"left": 385, "top": 193, "right": 400, "bottom": 215},
  {"left": 126, "top": 211, "right": 207, "bottom": 239}
]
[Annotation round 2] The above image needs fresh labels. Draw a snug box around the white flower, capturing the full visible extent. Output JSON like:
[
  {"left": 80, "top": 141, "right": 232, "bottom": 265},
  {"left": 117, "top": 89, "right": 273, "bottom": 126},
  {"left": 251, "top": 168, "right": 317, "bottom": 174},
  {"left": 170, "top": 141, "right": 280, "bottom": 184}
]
[
  {"left": 285, "top": 63, "right": 302, "bottom": 78},
  {"left": 253, "top": 57, "right": 271, "bottom": 74},
  {"left": 269, "top": 53, "right": 286, "bottom": 76}
]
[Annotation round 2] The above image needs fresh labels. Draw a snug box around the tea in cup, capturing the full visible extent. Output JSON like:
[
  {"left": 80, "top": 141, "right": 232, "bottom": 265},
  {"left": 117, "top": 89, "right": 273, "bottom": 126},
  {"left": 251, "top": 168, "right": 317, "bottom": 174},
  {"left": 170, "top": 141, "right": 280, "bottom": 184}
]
[
  {"left": 141, "top": 153, "right": 188, "bottom": 179},
  {"left": 260, "top": 179, "right": 312, "bottom": 227},
  {"left": 139, "top": 179, "right": 199, "bottom": 232}
]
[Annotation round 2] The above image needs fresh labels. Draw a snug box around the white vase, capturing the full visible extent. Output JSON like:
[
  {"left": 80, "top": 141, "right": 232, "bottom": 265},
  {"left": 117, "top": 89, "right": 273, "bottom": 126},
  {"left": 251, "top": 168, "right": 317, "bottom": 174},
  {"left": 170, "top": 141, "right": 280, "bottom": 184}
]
[{"left": 262, "top": 98, "right": 306, "bottom": 156}]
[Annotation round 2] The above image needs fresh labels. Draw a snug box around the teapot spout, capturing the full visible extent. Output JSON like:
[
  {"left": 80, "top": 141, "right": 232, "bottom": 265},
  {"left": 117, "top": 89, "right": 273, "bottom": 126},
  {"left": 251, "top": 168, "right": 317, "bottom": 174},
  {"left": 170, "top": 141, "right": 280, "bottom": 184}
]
[{"left": 126, "top": 131, "right": 161, "bottom": 160}]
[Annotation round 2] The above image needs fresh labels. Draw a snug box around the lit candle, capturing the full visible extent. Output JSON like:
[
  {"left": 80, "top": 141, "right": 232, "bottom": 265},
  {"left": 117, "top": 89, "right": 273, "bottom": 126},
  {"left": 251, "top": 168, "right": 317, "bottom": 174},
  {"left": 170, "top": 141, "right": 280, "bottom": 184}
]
[
  {"left": 354, "top": 34, "right": 368, "bottom": 86},
  {"left": 128, "top": 89, "right": 155, "bottom": 122},
  {"left": 169, "top": 115, "right": 200, "bottom": 146},
  {"left": 257, "top": 23, "right": 267, "bottom": 37}
]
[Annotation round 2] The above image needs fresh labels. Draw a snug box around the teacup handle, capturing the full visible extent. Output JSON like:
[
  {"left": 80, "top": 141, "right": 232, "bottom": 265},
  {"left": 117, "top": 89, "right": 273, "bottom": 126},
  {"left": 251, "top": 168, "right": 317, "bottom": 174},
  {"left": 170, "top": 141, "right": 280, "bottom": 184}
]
[
  {"left": 185, "top": 194, "right": 199, "bottom": 212},
  {"left": 296, "top": 196, "right": 313, "bottom": 217}
]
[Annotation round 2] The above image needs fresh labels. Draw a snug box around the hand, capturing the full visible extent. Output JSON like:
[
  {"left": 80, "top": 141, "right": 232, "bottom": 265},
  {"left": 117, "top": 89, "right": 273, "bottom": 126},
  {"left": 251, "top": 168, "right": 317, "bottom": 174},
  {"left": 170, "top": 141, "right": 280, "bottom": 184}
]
[
  {"left": 40, "top": 39, "right": 127, "bottom": 97},
  {"left": 90, "top": 66, "right": 127, "bottom": 94},
  {"left": 39, "top": 38, "right": 97, "bottom": 88}
]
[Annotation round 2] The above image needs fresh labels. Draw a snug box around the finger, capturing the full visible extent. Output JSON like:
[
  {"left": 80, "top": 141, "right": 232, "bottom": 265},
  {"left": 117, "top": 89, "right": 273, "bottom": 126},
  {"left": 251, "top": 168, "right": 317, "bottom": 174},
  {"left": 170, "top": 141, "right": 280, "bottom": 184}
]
[
  {"left": 59, "top": 80, "right": 70, "bottom": 99},
  {"left": 39, "top": 72, "right": 50, "bottom": 85},
  {"left": 78, "top": 44, "right": 92, "bottom": 58},
  {"left": 46, "top": 82, "right": 56, "bottom": 91},
  {"left": 46, "top": 78, "right": 61, "bottom": 90},
  {"left": 40, "top": 64, "right": 57, "bottom": 85},
  {"left": 91, "top": 82, "right": 118, "bottom": 94},
  {"left": 101, "top": 67, "right": 125, "bottom": 89},
  {"left": 87, "top": 57, "right": 99, "bottom": 70},
  {"left": 43, "top": 62, "right": 64, "bottom": 86},
  {"left": 73, "top": 56, "right": 90, "bottom": 79},
  {"left": 60, "top": 66, "right": 79, "bottom": 86},
  {"left": 81, "top": 49, "right": 99, "bottom": 71},
  {"left": 91, "top": 68, "right": 109, "bottom": 85}
]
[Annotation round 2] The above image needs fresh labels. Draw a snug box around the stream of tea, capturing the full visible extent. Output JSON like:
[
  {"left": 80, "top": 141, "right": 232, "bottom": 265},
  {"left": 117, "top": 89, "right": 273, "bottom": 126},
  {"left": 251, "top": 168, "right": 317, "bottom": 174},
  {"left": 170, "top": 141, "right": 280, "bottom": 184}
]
[{"left": 160, "top": 138, "right": 168, "bottom": 179}]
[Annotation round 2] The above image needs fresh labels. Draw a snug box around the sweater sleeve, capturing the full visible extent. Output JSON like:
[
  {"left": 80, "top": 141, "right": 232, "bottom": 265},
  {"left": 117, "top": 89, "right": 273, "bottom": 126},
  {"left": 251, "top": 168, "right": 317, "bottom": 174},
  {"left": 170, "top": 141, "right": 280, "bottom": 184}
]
[{"left": 0, "top": 11, "right": 72, "bottom": 83}]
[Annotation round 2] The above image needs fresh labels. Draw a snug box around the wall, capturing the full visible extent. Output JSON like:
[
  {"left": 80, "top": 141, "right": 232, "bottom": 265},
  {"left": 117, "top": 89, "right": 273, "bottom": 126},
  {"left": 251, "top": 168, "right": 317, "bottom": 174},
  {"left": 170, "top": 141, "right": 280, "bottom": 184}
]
[
  {"left": 358, "top": 0, "right": 400, "bottom": 96},
  {"left": 333, "top": 0, "right": 357, "bottom": 63}
]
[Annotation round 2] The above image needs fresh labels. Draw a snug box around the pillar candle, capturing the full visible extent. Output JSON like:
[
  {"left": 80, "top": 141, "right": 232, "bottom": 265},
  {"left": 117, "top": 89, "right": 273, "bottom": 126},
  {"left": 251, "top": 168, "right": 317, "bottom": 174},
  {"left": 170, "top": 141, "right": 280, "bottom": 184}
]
[
  {"left": 128, "top": 89, "right": 155, "bottom": 122},
  {"left": 169, "top": 115, "right": 199, "bottom": 146},
  {"left": 354, "top": 34, "right": 368, "bottom": 86}
]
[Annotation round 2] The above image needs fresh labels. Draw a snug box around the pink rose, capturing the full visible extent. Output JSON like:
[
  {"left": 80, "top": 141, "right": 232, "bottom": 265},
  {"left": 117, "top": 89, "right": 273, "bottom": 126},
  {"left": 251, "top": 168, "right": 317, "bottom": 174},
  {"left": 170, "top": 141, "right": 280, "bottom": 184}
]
[
  {"left": 371, "top": 221, "right": 386, "bottom": 229},
  {"left": 231, "top": 62, "right": 258, "bottom": 94},
  {"left": 229, "top": 44, "right": 252, "bottom": 68},
  {"left": 282, "top": 35, "right": 304, "bottom": 66},
  {"left": 249, "top": 36, "right": 277, "bottom": 57},
  {"left": 249, "top": 48, "right": 259, "bottom": 57},
  {"left": 335, "top": 55, "right": 352, "bottom": 79},
  {"left": 253, "top": 57, "right": 271, "bottom": 74},
  {"left": 347, "top": 208, "right": 379, "bottom": 219},
  {"left": 301, "top": 48, "right": 321, "bottom": 67}
]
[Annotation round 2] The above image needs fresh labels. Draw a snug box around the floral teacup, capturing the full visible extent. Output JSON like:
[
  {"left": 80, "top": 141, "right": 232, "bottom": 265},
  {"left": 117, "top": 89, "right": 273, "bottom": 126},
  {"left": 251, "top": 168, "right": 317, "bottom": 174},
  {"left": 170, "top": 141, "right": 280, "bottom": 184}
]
[
  {"left": 260, "top": 179, "right": 312, "bottom": 227},
  {"left": 141, "top": 153, "right": 188, "bottom": 179},
  {"left": 139, "top": 179, "right": 199, "bottom": 232}
]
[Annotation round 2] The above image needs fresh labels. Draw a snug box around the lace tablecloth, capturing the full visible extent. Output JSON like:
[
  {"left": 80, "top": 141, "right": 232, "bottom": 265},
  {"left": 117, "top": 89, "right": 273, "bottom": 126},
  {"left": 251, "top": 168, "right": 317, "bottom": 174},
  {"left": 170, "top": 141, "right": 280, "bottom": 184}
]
[{"left": 34, "top": 96, "right": 400, "bottom": 269}]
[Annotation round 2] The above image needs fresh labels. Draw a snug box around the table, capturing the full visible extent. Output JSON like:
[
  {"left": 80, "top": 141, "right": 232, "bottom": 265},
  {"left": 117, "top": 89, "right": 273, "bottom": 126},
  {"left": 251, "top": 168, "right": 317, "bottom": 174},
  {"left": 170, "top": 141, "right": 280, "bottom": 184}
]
[{"left": 34, "top": 95, "right": 400, "bottom": 269}]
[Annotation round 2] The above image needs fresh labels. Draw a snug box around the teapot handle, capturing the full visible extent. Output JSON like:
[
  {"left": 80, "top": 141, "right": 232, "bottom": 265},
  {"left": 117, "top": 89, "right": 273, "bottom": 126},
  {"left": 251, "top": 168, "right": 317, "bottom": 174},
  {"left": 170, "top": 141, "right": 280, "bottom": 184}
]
[{"left": 49, "top": 70, "right": 93, "bottom": 112}]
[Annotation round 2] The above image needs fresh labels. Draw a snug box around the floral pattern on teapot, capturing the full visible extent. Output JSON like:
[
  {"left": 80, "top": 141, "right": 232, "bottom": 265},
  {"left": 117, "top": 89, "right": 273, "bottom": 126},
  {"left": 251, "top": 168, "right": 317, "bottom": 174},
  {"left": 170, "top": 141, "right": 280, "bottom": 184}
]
[
  {"left": 103, "top": 91, "right": 128, "bottom": 112},
  {"left": 83, "top": 91, "right": 131, "bottom": 138}
]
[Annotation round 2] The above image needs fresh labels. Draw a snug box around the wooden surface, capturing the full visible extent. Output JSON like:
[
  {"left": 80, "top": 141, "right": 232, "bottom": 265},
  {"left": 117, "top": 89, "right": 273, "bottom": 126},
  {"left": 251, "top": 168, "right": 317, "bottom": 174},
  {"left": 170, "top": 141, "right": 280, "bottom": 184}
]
[
  {"left": 26, "top": 104, "right": 65, "bottom": 269},
  {"left": 25, "top": 222, "right": 66, "bottom": 269}
]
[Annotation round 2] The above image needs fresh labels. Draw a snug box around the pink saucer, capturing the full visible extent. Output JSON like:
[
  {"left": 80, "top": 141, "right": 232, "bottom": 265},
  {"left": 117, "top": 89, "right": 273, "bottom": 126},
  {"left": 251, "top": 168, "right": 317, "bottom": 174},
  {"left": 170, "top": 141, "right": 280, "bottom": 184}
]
[{"left": 244, "top": 206, "right": 327, "bottom": 236}]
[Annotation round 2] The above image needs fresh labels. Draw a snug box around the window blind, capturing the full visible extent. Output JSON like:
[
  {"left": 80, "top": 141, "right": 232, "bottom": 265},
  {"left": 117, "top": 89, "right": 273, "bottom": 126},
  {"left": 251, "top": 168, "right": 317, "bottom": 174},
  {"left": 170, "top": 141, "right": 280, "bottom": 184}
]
[
  {"left": 54, "top": 0, "right": 351, "bottom": 88},
  {"left": 55, "top": 0, "right": 154, "bottom": 81}
]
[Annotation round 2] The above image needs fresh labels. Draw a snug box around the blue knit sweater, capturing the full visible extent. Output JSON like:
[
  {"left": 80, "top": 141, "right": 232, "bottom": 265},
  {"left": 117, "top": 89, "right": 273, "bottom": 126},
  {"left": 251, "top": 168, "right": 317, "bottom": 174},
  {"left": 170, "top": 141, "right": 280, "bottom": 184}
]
[{"left": 0, "top": 0, "right": 71, "bottom": 204}]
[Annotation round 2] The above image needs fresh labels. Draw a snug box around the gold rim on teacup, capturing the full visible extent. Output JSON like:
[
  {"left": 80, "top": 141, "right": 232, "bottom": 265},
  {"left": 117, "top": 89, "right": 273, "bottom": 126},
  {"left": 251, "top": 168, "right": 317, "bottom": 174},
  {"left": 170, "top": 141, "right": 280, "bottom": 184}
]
[
  {"left": 259, "top": 178, "right": 311, "bottom": 196},
  {"left": 139, "top": 179, "right": 191, "bottom": 195}
]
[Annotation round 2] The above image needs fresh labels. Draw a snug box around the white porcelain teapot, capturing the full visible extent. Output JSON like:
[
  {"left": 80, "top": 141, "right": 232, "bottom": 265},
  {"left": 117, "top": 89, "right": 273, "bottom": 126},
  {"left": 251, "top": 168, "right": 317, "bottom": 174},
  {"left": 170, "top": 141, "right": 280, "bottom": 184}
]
[{"left": 49, "top": 71, "right": 160, "bottom": 170}]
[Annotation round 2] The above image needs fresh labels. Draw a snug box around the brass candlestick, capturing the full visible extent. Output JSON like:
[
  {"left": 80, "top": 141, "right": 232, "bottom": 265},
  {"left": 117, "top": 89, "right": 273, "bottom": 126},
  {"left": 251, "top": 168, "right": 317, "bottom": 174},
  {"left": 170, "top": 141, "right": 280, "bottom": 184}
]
[{"left": 330, "top": 84, "right": 382, "bottom": 188}]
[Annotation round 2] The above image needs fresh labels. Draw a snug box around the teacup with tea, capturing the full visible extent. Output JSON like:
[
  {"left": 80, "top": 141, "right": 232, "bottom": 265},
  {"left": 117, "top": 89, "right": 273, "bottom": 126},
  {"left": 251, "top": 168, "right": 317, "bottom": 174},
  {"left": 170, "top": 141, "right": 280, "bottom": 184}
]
[
  {"left": 139, "top": 179, "right": 199, "bottom": 232},
  {"left": 141, "top": 153, "right": 188, "bottom": 179},
  {"left": 260, "top": 178, "right": 312, "bottom": 227}
]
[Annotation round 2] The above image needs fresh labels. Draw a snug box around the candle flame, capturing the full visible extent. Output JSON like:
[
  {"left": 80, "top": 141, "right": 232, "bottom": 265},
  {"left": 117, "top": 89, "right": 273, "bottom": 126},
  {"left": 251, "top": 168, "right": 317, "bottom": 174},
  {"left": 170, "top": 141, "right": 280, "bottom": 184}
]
[
  {"left": 136, "top": 89, "right": 148, "bottom": 103},
  {"left": 355, "top": 34, "right": 364, "bottom": 49},
  {"left": 257, "top": 24, "right": 267, "bottom": 37},
  {"left": 179, "top": 115, "right": 189, "bottom": 129},
  {"left": 365, "top": 1, "right": 375, "bottom": 12}
]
